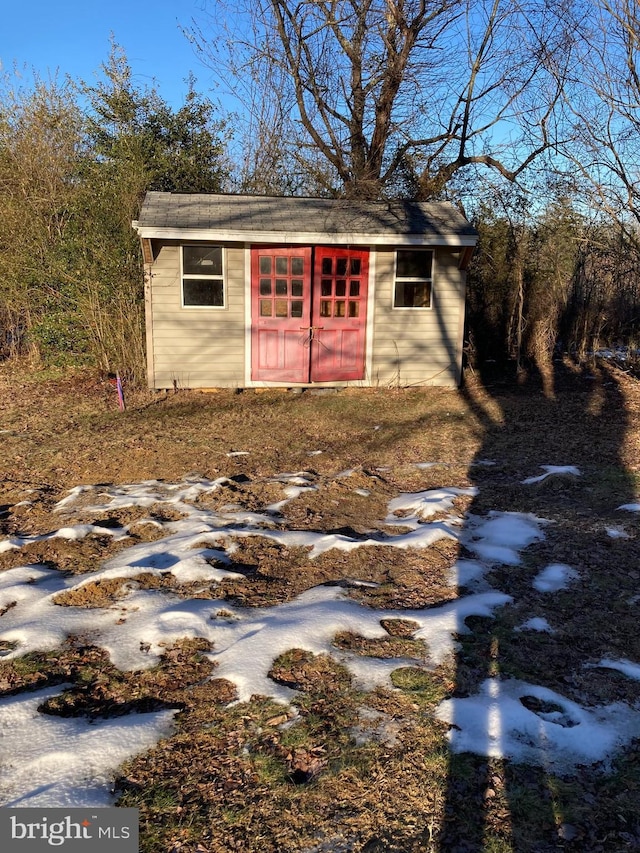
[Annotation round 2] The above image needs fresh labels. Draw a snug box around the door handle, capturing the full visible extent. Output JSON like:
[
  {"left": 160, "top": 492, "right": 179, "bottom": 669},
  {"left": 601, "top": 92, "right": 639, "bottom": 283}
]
[{"left": 299, "top": 326, "right": 324, "bottom": 345}]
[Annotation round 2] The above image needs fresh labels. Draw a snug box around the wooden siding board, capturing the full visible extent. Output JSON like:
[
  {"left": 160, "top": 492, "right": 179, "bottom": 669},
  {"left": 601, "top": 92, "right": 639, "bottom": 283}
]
[
  {"left": 370, "top": 248, "right": 464, "bottom": 386},
  {"left": 149, "top": 245, "right": 246, "bottom": 388},
  {"left": 145, "top": 242, "right": 466, "bottom": 389}
]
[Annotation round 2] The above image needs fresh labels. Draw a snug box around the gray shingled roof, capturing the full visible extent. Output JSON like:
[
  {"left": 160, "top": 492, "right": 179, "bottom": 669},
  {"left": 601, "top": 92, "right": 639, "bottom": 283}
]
[{"left": 136, "top": 192, "right": 477, "bottom": 240}]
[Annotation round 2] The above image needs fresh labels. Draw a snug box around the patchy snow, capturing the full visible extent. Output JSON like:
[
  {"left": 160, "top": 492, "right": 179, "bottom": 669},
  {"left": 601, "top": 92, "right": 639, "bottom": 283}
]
[
  {"left": 465, "top": 512, "right": 546, "bottom": 566},
  {"left": 0, "top": 686, "right": 176, "bottom": 807},
  {"left": 606, "top": 526, "right": 631, "bottom": 539},
  {"left": 516, "top": 617, "right": 555, "bottom": 633},
  {"left": 618, "top": 503, "right": 640, "bottom": 512},
  {"left": 522, "top": 465, "right": 581, "bottom": 485},
  {"left": 587, "top": 658, "right": 640, "bottom": 682},
  {"left": 446, "top": 559, "right": 486, "bottom": 589},
  {"left": 533, "top": 563, "right": 579, "bottom": 593},
  {"left": 435, "top": 677, "right": 640, "bottom": 772},
  {"left": 386, "top": 487, "right": 477, "bottom": 524},
  {"left": 0, "top": 465, "right": 637, "bottom": 806}
]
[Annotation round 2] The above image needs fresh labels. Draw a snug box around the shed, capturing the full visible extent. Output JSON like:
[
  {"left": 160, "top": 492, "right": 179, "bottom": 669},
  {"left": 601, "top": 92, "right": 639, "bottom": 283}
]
[{"left": 132, "top": 192, "right": 478, "bottom": 390}]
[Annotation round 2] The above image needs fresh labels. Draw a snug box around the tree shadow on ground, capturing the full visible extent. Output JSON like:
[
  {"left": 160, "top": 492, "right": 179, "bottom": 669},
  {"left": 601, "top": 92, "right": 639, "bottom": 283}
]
[{"left": 437, "top": 357, "right": 640, "bottom": 852}]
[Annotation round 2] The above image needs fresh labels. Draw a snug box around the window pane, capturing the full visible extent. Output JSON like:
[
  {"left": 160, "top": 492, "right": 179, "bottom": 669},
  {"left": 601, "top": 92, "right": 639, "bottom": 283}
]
[
  {"left": 335, "top": 280, "right": 346, "bottom": 297},
  {"left": 350, "top": 258, "right": 361, "bottom": 275},
  {"left": 259, "top": 279, "right": 272, "bottom": 295},
  {"left": 349, "top": 280, "right": 360, "bottom": 296},
  {"left": 335, "top": 300, "right": 346, "bottom": 317},
  {"left": 396, "top": 250, "right": 432, "bottom": 279},
  {"left": 348, "top": 301, "right": 359, "bottom": 317},
  {"left": 183, "top": 278, "right": 224, "bottom": 306},
  {"left": 336, "top": 258, "right": 347, "bottom": 276},
  {"left": 291, "top": 257, "right": 304, "bottom": 275},
  {"left": 276, "top": 279, "right": 288, "bottom": 295},
  {"left": 322, "top": 258, "right": 332, "bottom": 275},
  {"left": 183, "top": 246, "right": 223, "bottom": 277},
  {"left": 291, "top": 300, "right": 303, "bottom": 317},
  {"left": 276, "top": 257, "right": 288, "bottom": 275},
  {"left": 321, "top": 279, "right": 332, "bottom": 296},
  {"left": 260, "top": 299, "right": 272, "bottom": 316},
  {"left": 320, "top": 301, "right": 331, "bottom": 317},
  {"left": 291, "top": 280, "right": 303, "bottom": 296},
  {"left": 259, "top": 256, "right": 272, "bottom": 275},
  {"left": 394, "top": 281, "right": 432, "bottom": 308},
  {"left": 275, "top": 299, "right": 288, "bottom": 317}
]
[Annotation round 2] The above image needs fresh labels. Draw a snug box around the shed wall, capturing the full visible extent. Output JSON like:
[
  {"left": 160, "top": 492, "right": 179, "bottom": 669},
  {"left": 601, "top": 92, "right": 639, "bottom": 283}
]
[
  {"left": 370, "top": 248, "right": 465, "bottom": 387},
  {"left": 145, "top": 243, "right": 466, "bottom": 389},
  {"left": 147, "top": 242, "right": 246, "bottom": 389}
]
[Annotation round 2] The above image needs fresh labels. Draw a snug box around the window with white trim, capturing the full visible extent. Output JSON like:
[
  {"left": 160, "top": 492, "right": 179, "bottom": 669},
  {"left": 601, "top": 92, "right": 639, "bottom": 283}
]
[
  {"left": 394, "top": 249, "right": 433, "bottom": 308},
  {"left": 182, "top": 245, "right": 225, "bottom": 307}
]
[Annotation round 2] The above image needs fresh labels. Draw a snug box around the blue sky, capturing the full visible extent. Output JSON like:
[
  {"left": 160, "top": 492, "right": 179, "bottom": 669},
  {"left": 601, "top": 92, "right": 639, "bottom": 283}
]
[{"left": 0, "top": 0, "right": 223, "bottom": 108}]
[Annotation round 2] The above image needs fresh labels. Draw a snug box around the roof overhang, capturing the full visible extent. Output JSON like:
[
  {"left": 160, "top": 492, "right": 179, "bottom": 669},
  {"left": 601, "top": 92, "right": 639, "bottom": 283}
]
[{"left": 131, "top": 223, "right": 478, "bottom": 248}]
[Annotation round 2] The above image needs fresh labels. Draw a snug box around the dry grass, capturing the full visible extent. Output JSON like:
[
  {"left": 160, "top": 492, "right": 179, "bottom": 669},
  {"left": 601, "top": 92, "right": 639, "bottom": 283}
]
[{"left": 1, "top": 358, "right": 640, "bottom": 851}]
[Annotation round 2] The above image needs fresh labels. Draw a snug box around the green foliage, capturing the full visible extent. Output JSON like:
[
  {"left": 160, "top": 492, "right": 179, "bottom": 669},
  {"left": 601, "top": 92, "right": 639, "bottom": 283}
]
[
  {"left": 0, "top": 42, "right": 229, "bottom": 379},
  {"left": 84, "top": 44, "right": 227, "bottom": 197}
]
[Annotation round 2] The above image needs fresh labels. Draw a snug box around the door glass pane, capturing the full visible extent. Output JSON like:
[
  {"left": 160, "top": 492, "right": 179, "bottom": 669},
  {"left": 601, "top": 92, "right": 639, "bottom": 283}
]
[
  {"left": 350, "top": 258, "right": 361, "bottom": 275},
  {"left": 335, "top": 301, "right": 346, "bottom": 317},
  {"left": 322, "top": 258, "right": 332, "bottom": 275},
  {"left": 321, "top": 279, "right": 332, "bottom": 296},
  {"left": 291, "top": 300, "right": 303, "bottom": 317},
  {"left": 276, "top": 257, "right": 288, "bottom": 275},
  {"left": 291, "top": 257, "right": 304, "bottom": 275},
  {"left": 320, "top": 301, "right": 331, "bottom": 317},
  {"left": 349, "top": 280, "right": 360, "bottom": 296},
  {"left": 291, "top": 280, "right": 303, "bottom": 296},
  {"left": 335, "top": 280, "right": 346, "bottom": 297},
  {"left": 275, "top": 279, "right": 288, "bottom": 295},
  {"left": 349, "top": 301, "right": 359, "bottom": 317},
  {"left": 260, "top": 299, "right": 272, "bottom": 316},
  {"left": 275, "top": 299, "right": 288, "bottom": 317},
  {"left": 336, "top": 258, "right": 347, "bottom": 276},
  {"left": 259, "top": 256, "right": 272, "bottom": 275},
  {"left": 259, "top": 279, "right": 272, "bottom": 295}
]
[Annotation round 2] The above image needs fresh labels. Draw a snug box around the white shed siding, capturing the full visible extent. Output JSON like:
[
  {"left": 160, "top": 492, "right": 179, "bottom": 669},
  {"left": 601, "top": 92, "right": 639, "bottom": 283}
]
[
  {"left": 148, "top": 244, "right": 246, "bottom": 388},
  {"left": 370, "top": 248, "right": 465, "bottom": 387}
]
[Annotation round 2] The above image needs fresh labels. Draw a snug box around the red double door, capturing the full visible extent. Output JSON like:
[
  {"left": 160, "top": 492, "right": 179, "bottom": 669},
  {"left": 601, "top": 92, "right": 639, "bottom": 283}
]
[{"left": 251, "top": 246, "right": 369, "bottom": 383}]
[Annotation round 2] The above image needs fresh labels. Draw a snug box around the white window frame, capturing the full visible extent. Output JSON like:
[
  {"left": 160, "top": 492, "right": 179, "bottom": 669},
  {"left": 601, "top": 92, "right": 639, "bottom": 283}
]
[
  {"left": 181, "top": 244, "right": 226, "bottom": 309},
  {"left": 393, "top": 249, "right": 434, "bottom": 310}
]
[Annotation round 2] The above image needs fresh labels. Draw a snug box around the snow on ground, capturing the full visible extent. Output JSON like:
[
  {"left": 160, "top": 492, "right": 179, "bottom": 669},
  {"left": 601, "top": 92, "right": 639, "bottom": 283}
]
[
  {"left": 619, "top": 503, "right": 640, "bottom": 512},
  {"left": 606, "top": 526, "right": 631, "bottom": 539},
  {"left": 436, "top": 678, "right": 640, "bottom": 772},
  {"left": 587, "top": 659, "right": 640, "bottom": 682},
  {"left": 532, "top": 563, "right": 579, "bottom": 593},
  {"left": 522, "top": 465, "right": 581, "bottom": 485},
  {"left": 0, "top": 467, "right": 638, "bottom": 804},
  {"left": 515, "top": 617, "right": 555, "bottom": 633},
  {"left": 0, "top": 686, "right": 175, "bottom": 807}
]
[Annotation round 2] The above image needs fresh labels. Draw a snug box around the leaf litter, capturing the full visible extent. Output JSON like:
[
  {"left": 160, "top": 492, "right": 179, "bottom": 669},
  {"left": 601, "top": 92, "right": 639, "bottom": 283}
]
[{"left": 1, "top": 363, "right": 640, "bottom": 851}]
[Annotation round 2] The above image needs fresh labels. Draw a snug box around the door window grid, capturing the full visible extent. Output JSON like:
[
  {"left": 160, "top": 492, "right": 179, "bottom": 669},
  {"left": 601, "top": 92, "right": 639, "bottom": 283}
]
[
  {"left": 318, "top": 255, "right": 362, "bottom": 319},
  {"left": 258, "top": 254, "right": 305, "bottom": 318}
]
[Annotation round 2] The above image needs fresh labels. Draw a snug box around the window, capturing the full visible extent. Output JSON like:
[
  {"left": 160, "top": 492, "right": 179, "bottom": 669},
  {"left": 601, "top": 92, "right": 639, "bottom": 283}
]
[
  {"left": 182, "top": 245, "right": 225, "bottom": 307},
  {"left": 394, "top": 249, "right": 433, "bottom": 308}
]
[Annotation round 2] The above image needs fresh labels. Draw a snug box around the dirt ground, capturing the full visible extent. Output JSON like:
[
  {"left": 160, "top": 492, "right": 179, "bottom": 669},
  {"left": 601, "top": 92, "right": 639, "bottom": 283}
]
[{"left": 1, "top": 358, "right": 640, "bottom": 852}]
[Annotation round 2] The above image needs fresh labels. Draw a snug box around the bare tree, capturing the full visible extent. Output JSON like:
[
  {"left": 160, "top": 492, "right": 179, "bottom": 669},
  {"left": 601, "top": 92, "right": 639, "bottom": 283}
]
[
  {"left": 565, "top": 0, "right": 640, "bottom": 234},
  {"left": 191, "top": 0, "right": 577, "bottom": 198}
]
